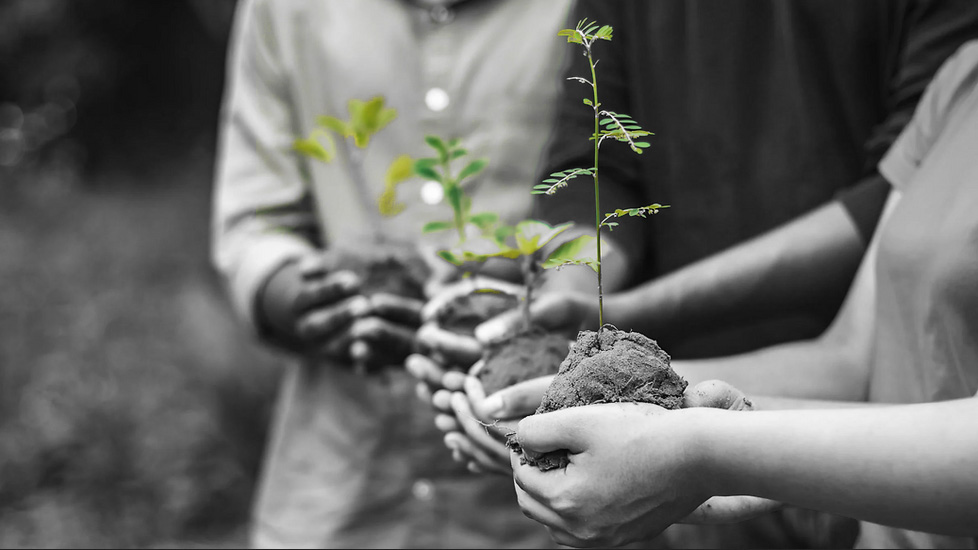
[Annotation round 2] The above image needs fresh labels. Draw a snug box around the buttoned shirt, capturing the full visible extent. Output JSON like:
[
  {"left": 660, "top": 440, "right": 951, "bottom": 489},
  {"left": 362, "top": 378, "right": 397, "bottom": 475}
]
[{"left": 211, "top": 0, "right": 573, "bottom": 547}]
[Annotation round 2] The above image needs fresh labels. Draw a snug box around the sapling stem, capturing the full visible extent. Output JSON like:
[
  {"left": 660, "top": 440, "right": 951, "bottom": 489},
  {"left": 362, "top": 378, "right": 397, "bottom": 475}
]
[
  {"left": 343, "top": 142, "right": 384, "bottom": 242},
  {"left": 586, "top": 41, "right": 605, "bottom": 330}
]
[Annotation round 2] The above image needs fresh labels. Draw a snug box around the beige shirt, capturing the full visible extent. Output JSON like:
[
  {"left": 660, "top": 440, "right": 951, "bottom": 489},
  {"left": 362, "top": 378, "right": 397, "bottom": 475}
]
[
  {"left": 860, "top": 41, "right": 978, "bottom": 550},
  {"left": 211, "top": 0, "right": 573, "bottom": 547}
]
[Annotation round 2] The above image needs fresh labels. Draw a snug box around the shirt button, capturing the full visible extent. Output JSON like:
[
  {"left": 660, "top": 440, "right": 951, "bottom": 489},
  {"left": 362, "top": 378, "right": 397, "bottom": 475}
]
[
  {"left": 425, "top": 87, "right": 450, "bottom": 112},
  {"left": 420, "top": 180, "right": 444, "bottom": 205},
  {"left": 430, "top": 5, "right": 455, "bottom": 24},
  {"left": 412, "top": 478, "right": 434, "bottom": 501}
]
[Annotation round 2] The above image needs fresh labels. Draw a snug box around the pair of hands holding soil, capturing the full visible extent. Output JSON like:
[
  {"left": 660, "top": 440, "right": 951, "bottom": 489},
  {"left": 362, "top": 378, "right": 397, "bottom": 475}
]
[
  {"left": 408, "top": 277, "right": 784, "bottom": 545},
  {"left": 260, "top": 247, "right": 429, "bottom": 369}
]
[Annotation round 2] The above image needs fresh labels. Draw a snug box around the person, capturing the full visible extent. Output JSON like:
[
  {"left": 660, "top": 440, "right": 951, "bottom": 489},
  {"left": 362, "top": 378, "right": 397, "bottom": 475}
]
[
  {"left": 533, "top": 0, "right": 978, "bottom": 360},
  {"left": 515, "top": 39, "right": 978, "bottom": 548},
  {"left": 410, "top": 1, "right": 978, "bottom": 547},
  {"left": 210, "top": 0, "right": 576, "bottom": 547}
]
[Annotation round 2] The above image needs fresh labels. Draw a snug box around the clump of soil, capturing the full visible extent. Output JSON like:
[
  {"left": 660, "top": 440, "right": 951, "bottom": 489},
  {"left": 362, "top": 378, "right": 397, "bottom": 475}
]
[
  {"left": 508, "top": 325, "right": 687, "bottom": 471},
  {"left": 477, "top": 328, "right": 570, "bottom": 396},
  {"left": 434, "top": 290, "right": 520, "bottom": 336},
  {"left": 337, "top": 241, "right": 430, "bottom": 300}
]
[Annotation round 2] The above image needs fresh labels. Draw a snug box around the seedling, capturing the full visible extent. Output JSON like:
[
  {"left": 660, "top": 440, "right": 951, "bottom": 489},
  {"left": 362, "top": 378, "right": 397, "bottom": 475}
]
[
  {"left": 510, "top": 19, "right": 686, "bottom": 471},
  {"left": 533, "top": 19, "right": 668, "bottom": 331},
  {"left": 293, "top": 96, "right": 414, "bottom": 234}
]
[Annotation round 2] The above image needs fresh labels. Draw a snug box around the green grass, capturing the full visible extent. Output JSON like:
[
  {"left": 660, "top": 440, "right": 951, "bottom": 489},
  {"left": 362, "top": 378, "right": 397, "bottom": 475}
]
[{"left": 0, "top": 151, "right": 280, "bottom": 548}]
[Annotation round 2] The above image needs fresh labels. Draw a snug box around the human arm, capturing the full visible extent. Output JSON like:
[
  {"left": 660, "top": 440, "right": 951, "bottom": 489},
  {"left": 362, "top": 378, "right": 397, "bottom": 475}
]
[
  {"left": 212, "top": 0, "right": 423, "bottom": 366},
  {"left": 512, "top": 394, "right": 978, "bottom": 548}
]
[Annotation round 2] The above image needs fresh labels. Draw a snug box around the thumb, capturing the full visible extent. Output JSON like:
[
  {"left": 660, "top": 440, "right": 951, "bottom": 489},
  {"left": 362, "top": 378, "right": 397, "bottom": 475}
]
[
  {"left": 683, "top": 379, "right": 754, "bottom": 411},
  {"left": 516, "top": 407, "right": 591, "bottom": 455}
]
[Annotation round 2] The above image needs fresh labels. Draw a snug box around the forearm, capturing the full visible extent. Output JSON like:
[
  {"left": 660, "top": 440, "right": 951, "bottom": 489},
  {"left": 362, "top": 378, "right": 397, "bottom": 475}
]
[
  {"left": 671, "top": 337, "right": 868, "bottom": 402},
  {"left": 604, "top": 201, "right": 864, "bottom": 342},
  {"left": 691, "top": 398, "right": 978, "bottom": 537}
]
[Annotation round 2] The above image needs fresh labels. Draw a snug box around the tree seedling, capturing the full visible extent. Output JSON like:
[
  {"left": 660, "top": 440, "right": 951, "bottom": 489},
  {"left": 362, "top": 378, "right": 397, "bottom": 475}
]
[
  {"left": 511, "top": 19, "right": 686, "bottom": 471},
  {"left": 533, "top": 19, "right": 667, "bottom": 332}
]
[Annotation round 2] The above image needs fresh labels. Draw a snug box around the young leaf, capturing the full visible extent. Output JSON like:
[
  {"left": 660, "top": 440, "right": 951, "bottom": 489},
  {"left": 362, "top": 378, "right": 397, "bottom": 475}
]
[
  {"left": 542, "top": 235, "right": 599, "bottom": 273},
  {"left": 514, "top": 220, "right": 573, "bottom": 255},
  {"left": 316, "top": 115, "right": 349, "bottom": 137},
  {"left": 422, "top": 220, "right": 454, "bottom": 234},
  {"left": 424, "top": 135, "right": 449, "bottom": 163},
  {"left": 413, "top": 158, "right": 441, "bottom": 181},
  {"left": 385, "top": 154, "right": 414, "bottom": 186},
  {"left": 469, "top": 211, "right": 499, "bottom": 231},
  {"left": 293, "top": 137, "right": 333, "bottom": 163},
  {"left": 457, "top": 158, "right": 489, "bottom": 182}
]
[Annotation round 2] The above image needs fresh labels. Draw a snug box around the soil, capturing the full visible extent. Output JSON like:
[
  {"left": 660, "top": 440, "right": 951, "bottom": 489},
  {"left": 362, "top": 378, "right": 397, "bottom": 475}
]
[
  {"left": 336, "top": 240, "right": 430, "bottom": 300},
  {"left": 434, "top": 290, "right": 520, "bottom": 336},
  {"left": 507, "top": 325, "right": 687, "bottom": 471},
  {"left": 476, "top": 328, "right": 570, "bottom": 396}
]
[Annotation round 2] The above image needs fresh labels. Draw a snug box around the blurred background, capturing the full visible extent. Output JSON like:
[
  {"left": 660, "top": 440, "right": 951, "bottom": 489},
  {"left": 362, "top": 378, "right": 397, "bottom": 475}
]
[{"left": 0, "top": 1, "right": 289, "bottom": 547}]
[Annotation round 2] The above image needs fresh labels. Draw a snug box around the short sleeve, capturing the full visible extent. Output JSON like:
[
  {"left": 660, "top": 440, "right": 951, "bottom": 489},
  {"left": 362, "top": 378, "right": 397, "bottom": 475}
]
[{"left": 880, "top": 41, "right": 978, "bottom": 190}]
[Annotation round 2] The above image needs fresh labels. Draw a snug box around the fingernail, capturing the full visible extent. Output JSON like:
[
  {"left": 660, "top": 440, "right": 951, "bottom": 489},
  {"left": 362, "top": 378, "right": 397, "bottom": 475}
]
[{"left": 475, "top": 320, "right": 503, "bottom": 343}]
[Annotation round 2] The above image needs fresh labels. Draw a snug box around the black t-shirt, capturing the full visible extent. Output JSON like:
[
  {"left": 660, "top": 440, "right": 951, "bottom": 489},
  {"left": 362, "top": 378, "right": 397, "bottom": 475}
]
[{"left": 536, "top": 0, "right": 978, "bottom": 355}]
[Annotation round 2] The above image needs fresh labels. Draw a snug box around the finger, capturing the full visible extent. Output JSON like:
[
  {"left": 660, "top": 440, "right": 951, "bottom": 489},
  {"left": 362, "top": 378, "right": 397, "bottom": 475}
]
[
  {"left": 295, "top": 270, "right": 361, "bottom": 311},
  {"left": 473, "top": 375, "right": 554, "bottom": 420},
  {"left": 431, "top": 389, "right": 453, "bottom": 413},
  {"left": 434, "top": 413, "right": 459, "bottom": 433},
  {"left": 369, "top": 293, "right": 424, "bottom": 326},
  {"left": 421, "top": 276, "right": 523, "bottom": 322},
  {"left": 297, "top": 253, "right": 338, "bottom": 280},
  {"left": 405, "top": 353, "right": 447, "bottom": 387},
  {"left": 683, "top": 379, "right": 754, "bottom": 411},
  {"left": 679, "top": 496, "right": 783, "bottom": 524},
  {"left": 516, "top": 405, "right": 616, "bottom": 456},
  {"left": 444, "top": 431, "right": 511, "bottom": 476},
  {"left": 415, "top": 322, "right": 483, "bottom": 367},
  {"left": 349, "top": 317, "right": 419, "bottom": 362},
  {"left": 415, "top": 382, "right": 433, "bottom": 403},
  {"left": 478, "top": 292, "right": 585, "bottom": 342},
  {"left": 512, "top": 473, "right": 569, "bottom": 533},
  {"left": 451, "top": 392, "right": 511, "bottom": 464},
  {"left": 296, "top": 295, "right": 371, "bottom": 341},
  {"left": 473, "top": 308, "right": 525, "bottom": 345}
]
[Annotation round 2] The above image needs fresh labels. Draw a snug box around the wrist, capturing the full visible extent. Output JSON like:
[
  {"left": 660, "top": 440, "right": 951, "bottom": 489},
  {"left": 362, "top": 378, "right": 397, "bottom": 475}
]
[{"left": 679, "top": 407, "right": 736, "bottom": 501}]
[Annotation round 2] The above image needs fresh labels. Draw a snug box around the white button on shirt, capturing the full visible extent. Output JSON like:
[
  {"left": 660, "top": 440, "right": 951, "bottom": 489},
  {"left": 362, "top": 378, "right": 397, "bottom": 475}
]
[
  {"left": 425, "top": 87, "right": 450, "bottom": 112},
  {"left": 412, "top": 479, "right": 434, "bottom": 501}
]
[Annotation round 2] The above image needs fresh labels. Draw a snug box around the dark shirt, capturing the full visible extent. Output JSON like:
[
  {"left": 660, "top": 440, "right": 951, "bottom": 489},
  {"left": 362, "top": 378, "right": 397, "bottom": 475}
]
[{"left": 537, "top": 0, "right": 978, "bottom": 355}]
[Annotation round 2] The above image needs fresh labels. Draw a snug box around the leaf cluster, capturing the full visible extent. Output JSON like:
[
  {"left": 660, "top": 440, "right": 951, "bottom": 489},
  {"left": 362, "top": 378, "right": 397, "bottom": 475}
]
[
  {"left": 600, "top": 203, "right": 670, "bottom": 230},
  {"left": 416, "top": 135, "right": 490, "bottom": 242},
  {"left": 557, "top": 19, "right": 612, "bottom": 45},
  {"left": 292, "top": 96, "right": 410, "bottom": 218}
]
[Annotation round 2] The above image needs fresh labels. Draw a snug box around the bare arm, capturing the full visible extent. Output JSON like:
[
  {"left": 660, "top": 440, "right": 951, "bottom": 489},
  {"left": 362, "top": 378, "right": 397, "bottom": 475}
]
[
  {"left": 604, "top": 200, "right": 866, "bottom": 345},
  {"left": 697, "top": 396, "right": 978, "bottom": 537}
]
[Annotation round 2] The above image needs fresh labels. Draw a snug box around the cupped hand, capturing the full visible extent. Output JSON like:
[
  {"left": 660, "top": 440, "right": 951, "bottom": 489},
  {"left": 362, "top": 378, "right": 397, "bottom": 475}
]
[{"left": 511, "top": 403, "right": 709, "bottom": 548}]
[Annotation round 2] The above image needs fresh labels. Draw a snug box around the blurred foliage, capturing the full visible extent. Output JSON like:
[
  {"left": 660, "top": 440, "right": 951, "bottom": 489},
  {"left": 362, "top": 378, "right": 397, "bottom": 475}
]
[{"left": 0, "top": 0, "right": 291, "bottom": 548}]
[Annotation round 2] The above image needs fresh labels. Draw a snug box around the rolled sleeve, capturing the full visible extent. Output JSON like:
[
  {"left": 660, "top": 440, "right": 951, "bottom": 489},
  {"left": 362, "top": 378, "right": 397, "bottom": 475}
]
[{"left": 211, "top": 0, "right": 319, "bottom": 332}]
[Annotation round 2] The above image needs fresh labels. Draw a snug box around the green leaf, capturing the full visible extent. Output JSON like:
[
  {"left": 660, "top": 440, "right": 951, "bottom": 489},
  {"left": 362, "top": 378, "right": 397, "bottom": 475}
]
[
  {"left": 513, "top": 220, "right": 573, "bottom": 255},
  {"left": 437, "top": 249, "right": 463, "bottom": 266},
  {"left": 385, "top": 154, "right": 414, "bottom": 186},
  {"left": 425, "top": 135, "right": 449, "bottom": 162},
  {"left": 317, "top": 115, "right": 349, "bottom": 137},
  {"left": 469, "top": 211, "right": 499, "bottom": 231},
  {"left": 543, "top": 235, "right": 599, "bottom": 272},
  {"left": 583, "top": 98, "right": 593, "bottom": 107},
  {"left": 292, "top": 137, "right": 333, "bottom": 163},
  {"left": 413, "top": 158, "right": 441, "bottom": 181},
  {"left": 449, "top": 148, "right": 468, "bottom": 159},
  {"left": 423, "top": 220, "right": 454, "bottom": 234},
  {"left": 457, "top": 158, "right": 488, "bottom": 182}
]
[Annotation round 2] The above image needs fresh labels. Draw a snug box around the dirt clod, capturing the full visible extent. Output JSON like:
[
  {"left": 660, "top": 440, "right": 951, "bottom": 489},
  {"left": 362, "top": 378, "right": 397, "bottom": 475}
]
[{"left": 508, "top": 325, "right": 687, "bottom": 471}]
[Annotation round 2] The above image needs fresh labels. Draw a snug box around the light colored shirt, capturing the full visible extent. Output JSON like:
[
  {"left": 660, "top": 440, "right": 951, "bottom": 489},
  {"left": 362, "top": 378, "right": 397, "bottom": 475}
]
[
  {"left": 211, "top": 0, "right": 573, "bottom": 547},
  {"left": 859, "top": 40, "right": 978, "bottom": 550}
]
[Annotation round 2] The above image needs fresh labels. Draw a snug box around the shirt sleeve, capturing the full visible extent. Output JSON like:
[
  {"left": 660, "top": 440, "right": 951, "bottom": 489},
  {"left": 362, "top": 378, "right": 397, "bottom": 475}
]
[
  {"left": 211, "top": 0, "right": 319, "bottom": 332},
  {"left": 858, "top": 0, "right": 978, "bottom": 179},
  {"left": 879, "top": 41, "right": 978, "bottom": 191}
]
